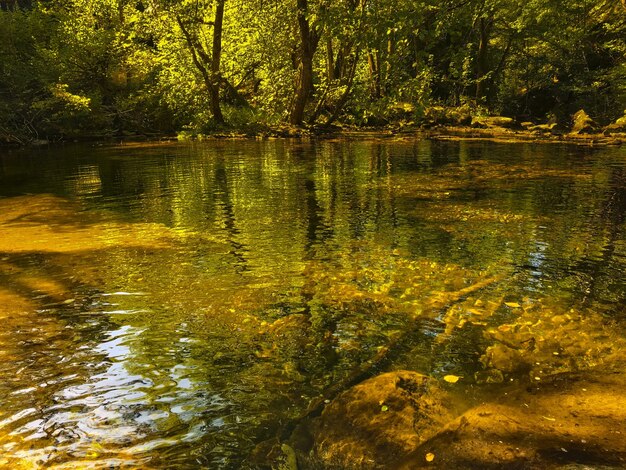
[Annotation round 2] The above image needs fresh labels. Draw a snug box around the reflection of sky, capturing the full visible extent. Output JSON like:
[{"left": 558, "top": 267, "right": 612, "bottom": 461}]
[
  {"left": 524, "top": 225, "right": 550, "bottom": 291},
  {"left": 528, "top": 240, "right": 548, "bottom": 275},
  {"left": 44, "top": 324, "right": 151, "bottom": 445},
  {"left": 5, "top": 303, "right": 231, "bottom": 466}
]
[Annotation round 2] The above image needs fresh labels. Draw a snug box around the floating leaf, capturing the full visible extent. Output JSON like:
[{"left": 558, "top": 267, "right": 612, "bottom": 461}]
[
  {"left": 443, "top": 375, "right": 460, "bottom": 383},
  {"left": 425, "top": 452, "right": 435, "bottom": 462}
]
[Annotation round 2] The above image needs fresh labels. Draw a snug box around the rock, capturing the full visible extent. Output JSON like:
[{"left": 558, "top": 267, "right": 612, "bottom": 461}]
[
  {"left": 604, "top": 112, "right": 626, "bottom": 134},
  {"left": 266, "top": 314, "right": 311, "bottom": 336},
  {"left": 294, "top": 371, "right": 456, "bottom": 469},
  {"left": 397, "top": 370, "right": 626, "bottom": 469},
  {"left": 474, "top": 368, "right": 504, "bottom": 384},
  {"left": 481, "top": 343, "right": 533, "bottom": 374},
  {"left": 570, "top": 109, "right": 598, "bottom": 134},
  {"left": 255, "top": 313, "right": 313, "bottom": 360},
  {"left": 471, "top": 116, "right": 516, "bottom": 129},
  {"left": 529, "top": 122, "right": 558, "bottom": 134}
]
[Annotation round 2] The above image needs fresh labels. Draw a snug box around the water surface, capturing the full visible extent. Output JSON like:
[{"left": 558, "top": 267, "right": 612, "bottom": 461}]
[{"left": 0, "top": 139, "right": 625, "bottom": 468}]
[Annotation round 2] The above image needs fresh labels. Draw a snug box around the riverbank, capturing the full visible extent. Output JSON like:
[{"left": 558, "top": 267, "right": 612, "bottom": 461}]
[
  {"left": 422, "top": 126, "right": 626, "bottom": 147},
  {"left": 2, "top": 123, "right": 626, "bottom": 150}
]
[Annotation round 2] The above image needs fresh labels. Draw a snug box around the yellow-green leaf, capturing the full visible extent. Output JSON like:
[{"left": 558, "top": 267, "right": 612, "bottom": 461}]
[{"left": 443, "top": 375, "right": 460, "bottom": 383}]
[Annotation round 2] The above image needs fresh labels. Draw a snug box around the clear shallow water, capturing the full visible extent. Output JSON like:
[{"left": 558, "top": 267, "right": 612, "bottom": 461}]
[{"left": 0, "top": 139, "right": 624, "bottom": 468}]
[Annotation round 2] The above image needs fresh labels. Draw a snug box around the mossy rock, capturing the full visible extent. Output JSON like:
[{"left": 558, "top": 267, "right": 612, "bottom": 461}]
[
  {"left": 604, "top": 112, "right": 626, "bottom": 134},
  {"left": 570, "top": 109, "right": 598, "bottom": 134},
  {"left": 293, "top": 371, "right": 456, "bottom": 469},
  {"left": 397, "top": 368, "right": 626, "bottom": 469},
  {"left": 529, "top": 122, "right": 558, "bottom": 134},
  {"left": 471, "top": 116, "right": 516, "bottom": 129}
]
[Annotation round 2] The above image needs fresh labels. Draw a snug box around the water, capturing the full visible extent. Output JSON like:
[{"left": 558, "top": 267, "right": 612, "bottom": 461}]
[{"left": 0, "top": 139, "right": 624, "bottom": 468}]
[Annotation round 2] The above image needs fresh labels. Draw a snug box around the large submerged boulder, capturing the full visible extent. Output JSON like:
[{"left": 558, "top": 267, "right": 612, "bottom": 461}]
[
  {"left": 396, "top": 367, "right": 626, "bottom": 469},
  {"left": 294, "top": 371, "right": 457, "bottom": 469}
]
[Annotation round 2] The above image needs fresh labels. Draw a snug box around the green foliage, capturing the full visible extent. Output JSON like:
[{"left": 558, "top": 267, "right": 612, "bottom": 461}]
[
  {"left": 1, "top": 0, "right": 625, "bottom": 141},
  {"left": 0, "top": 8, "right": 55, "bottom": 142}
]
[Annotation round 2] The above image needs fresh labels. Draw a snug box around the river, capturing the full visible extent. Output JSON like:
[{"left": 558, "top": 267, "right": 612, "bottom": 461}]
[{"left": 0, "top": 138, "right": 625, "bottom": 468}]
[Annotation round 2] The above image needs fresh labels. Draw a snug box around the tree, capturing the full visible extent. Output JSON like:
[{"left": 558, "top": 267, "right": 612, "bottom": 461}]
[
  {"left": 155, "top": 0, "right": 227, "bottom": 124},
  {"left": 290, "top": 0, "right": 324, "bottom": 125}
]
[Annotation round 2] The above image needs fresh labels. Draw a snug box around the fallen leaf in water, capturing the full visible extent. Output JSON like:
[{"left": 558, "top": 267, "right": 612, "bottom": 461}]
[
  {"left": 425, "top": 452, "right": 435, "bottom": 462},
  {"left": 443, "top": 375, "right": 460, "bottom": 383}
]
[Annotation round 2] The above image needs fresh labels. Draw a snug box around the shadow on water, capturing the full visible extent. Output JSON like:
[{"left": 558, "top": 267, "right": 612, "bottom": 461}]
[{"left": 0, "top": 140, "right": 625, "bottom": 468}]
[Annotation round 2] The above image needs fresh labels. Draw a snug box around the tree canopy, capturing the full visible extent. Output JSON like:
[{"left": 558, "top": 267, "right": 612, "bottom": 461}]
[{"left": 1, "top": 0, "right": 625, "bottom": 142}]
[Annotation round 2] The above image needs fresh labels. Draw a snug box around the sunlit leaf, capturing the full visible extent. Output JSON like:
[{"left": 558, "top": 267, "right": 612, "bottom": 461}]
[{"left": 443, "top": 375, "right": 460, "bottom": 383}]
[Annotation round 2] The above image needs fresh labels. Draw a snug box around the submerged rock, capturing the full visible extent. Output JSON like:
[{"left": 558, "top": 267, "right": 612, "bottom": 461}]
[
  {"left": 293, "top": 366, "right": 626, "bottom": 469},
  {"left": 293, "top": 371, "right": 456, "bottom": 469},
  {"left": 285, "top": 295, "right": 626, "bottom": 469},
  {"left": 397, "top": 367, "right": 626, "bottom": 469}
]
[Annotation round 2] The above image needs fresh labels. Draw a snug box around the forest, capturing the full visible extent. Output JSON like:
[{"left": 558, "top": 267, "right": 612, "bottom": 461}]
[{"left": 1, "top": 0, "right": 626, "bottom": 143}]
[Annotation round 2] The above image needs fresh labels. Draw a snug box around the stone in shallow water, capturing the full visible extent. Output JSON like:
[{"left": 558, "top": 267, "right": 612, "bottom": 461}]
[
  {"left": 293, "top": 370, "right": 456, "bottom": 469},
  {"left": 396, "top": 368, "right": 626, "bottom": 469}
]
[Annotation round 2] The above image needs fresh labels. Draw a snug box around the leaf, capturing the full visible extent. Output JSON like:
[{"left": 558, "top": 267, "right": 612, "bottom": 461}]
[
  {"left": 381, "top": 405, "right": 389, "bottom": 412},
  {"left": 425, "top": 452, "right": 435, "bottom": 462},
  {"left": 504, "top": 302, "right": 521, "bottom": 308},
  {"left": 443, "top": 374, "right": 460, "bottom": 383}
]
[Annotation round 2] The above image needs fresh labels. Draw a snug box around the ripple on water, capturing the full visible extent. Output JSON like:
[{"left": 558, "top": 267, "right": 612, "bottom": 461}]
[{"left": 0, "top": 141, "right": 624, "bottom": 468}]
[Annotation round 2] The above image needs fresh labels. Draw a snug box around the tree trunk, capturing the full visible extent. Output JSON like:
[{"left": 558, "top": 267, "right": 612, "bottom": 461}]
[
  {"left": 475, "top": 15, "right": 493, "bottom": 103},
  {"left": 290, "top": 0, "right": 317, "bottom": 126},
  {"left": 325, "top": 50, "right": 359, "bottom": 126},
  {"left": 210, "top": 0, "right": 225, "bottom": 123},
  {"left": 326, "top": 37, "right": 335, "bottom": 81},
  {"left": 368, "top": 50, "right": 381, "bottom": 98},
  {"left": 176, "top": 4, "right": 225, "bottom": 125}
]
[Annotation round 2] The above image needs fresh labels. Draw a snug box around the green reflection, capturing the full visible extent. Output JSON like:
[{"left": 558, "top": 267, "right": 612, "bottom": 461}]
[{"left": 0, "top": 140, "right": 624, "bottom": 468}]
